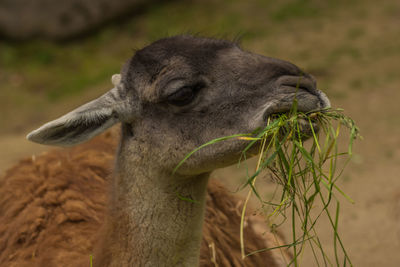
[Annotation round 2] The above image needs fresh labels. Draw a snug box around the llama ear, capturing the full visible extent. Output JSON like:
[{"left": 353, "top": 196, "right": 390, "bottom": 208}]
[{"left": 27, "top": 74, "right": 131, "bottom": 146}]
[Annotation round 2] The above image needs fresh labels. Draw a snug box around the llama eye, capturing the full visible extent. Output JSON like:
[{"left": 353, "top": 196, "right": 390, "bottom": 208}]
[{"left": 167, "top": 83, "right": 203, "bottom": 106}]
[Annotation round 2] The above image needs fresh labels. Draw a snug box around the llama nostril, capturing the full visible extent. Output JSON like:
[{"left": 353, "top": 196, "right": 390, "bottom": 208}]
[
  {"left": 277, "top": 75, "right": 317, "bottom": 94},
  {"left": 275, "top": 75, "right": 331, "bottom": 109},
  {"left": 289, "top": 76, "right": 331, "bottom": 110}
]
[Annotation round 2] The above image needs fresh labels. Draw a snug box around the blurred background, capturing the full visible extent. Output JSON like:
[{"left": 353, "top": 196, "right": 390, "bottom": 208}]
[{"left": 0, "top": 0, "right": 399, "bottom": 266}]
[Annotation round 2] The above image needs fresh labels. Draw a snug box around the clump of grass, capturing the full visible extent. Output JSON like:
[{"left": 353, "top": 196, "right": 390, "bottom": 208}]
[
  {"left": 174, "top": 100, "right": 360, "bottom": 266},
  {"left": 238, "top": 105, "right": 359, "bottom": 266}
]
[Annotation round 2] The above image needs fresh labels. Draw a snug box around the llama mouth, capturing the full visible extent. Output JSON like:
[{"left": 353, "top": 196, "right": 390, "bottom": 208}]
[
  {"left": 274, "top": 75, "right": 331, "bottom": 112},
  {"left": 295, "top": 115, "right": 319, "bottom": 137},
  {"left": 266, "top": 88, "right": 330, "bottom": 137},
  {"left": 266, "top": 111, "right": 319, "bottom": 138},
  {"left": 263, "top": 88, "right": 330, "bottom": 117},
  {"left": 249, "top": 87, "right": 331, "bottom": 136}
]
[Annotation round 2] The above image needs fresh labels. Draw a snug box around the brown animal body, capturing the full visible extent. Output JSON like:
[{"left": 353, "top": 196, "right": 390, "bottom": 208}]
[
  {"left": 0, "top": 130, "right": 283, "bottom": 267},
  {"left": 0, "top": 35, "right": 329, "bottom": 266}
]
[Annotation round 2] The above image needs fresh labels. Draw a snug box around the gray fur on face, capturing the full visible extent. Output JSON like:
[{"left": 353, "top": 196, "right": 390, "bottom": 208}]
[{"left": 27, "top": 35, "right": 330, "bottom": 173}]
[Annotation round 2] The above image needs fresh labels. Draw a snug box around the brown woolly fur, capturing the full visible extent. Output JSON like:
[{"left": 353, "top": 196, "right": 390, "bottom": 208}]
[
  {"left": 0, "top": 131, "right": 115, "bottom": 267},
  {"left": 201, "top": 182, "right": 281, "bottom": 267},
  {"left": 0, "top": 129, "right": 285, "bottom": 267}
]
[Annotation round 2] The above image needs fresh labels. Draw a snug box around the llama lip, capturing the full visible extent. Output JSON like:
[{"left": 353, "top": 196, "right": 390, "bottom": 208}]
[
  {"left": 275, "top": 75, "right": 330, "bottom": 110},
  {"left": 262, "top": 89, "right": 330, "bottom": 121},
  {"left": 249, "top": 87, "right": 330, "bottom": 134},
  {"left": 315, "top": 89, "right": 331, "bottom": 109}
]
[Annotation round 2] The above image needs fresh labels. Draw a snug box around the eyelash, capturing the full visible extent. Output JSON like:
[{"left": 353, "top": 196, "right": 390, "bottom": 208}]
[{"left": 166, "top": 82, "right": 204, "bottom": 106}]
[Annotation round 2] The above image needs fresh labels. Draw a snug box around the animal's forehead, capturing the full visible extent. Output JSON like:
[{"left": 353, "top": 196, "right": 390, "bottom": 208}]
[
  {"left": 140, "top": 35, "right": 236, "bottom": 58},
  {"left": 130, "top": 36, "right": 238, "bottom": 81}
]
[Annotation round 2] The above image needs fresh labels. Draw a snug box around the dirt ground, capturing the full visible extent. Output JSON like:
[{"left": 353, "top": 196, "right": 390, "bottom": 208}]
[{"left": 1, "top": 0, "right": 399, "bottom": 266}]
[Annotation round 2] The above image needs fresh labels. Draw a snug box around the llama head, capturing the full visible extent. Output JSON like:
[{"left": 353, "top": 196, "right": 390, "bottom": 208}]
[{"left": 27, "top": 35, "right": 330, "bottom": 175}]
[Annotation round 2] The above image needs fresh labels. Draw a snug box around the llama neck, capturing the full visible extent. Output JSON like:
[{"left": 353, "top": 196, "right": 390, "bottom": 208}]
[{"left": 95, "top": 144, "right": 210, "bottom": 267}]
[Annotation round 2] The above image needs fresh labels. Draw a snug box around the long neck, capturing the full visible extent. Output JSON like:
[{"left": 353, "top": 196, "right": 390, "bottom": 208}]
[{"left": 94, "top": 141, "right": 210, "bottom": 267}]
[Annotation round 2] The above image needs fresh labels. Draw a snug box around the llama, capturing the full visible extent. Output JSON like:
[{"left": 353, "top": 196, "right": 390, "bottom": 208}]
[{"left": 0, "top": 35, "right": 330, "bottom": 267}]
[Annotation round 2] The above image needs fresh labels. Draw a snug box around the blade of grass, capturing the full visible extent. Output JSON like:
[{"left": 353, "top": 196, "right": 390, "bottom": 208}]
[{"left": 173, "top": 133, "right": 250, "bottom": 174}]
